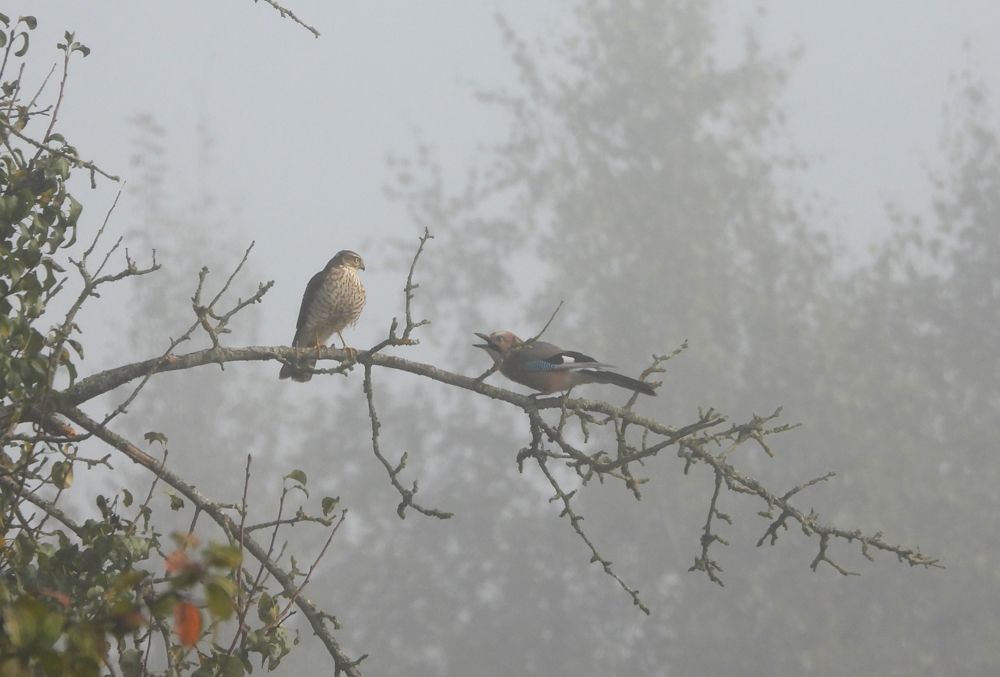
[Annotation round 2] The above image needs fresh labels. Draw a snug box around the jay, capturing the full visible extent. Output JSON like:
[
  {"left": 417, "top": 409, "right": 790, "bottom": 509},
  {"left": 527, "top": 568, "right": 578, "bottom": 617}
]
[{"left": 474, "top": 331, "right": 657, "bottom": 396}]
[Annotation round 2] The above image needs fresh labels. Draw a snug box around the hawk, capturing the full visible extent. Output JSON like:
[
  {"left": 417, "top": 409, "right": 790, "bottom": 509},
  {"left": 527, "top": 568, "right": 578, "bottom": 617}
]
[{"left": 279, "top": 250, "right": 366, "bottom": 382}]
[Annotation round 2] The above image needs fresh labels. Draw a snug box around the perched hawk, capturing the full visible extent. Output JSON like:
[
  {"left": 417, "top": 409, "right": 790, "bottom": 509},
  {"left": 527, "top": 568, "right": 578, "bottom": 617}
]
[{"left": 279, "top": 250, "right": 366, "bottom": 382}]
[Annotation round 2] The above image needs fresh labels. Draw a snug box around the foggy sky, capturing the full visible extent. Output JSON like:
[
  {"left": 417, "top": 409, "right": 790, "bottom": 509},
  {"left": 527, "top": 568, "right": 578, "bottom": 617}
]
[{"left": 5, "top": 0, "right": 1000, "bottom": 363}]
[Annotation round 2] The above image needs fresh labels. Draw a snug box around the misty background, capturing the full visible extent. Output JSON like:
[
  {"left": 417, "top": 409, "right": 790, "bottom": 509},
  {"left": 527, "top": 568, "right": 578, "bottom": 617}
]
[{"left": 11, "top": 1, "right": 1000, "bottom": 674}]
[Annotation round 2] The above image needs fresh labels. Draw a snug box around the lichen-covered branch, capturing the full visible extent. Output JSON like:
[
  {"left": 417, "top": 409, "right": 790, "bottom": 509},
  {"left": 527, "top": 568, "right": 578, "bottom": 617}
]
[{"left": 9, "top": 338, "right": 935, "bottom": 598}]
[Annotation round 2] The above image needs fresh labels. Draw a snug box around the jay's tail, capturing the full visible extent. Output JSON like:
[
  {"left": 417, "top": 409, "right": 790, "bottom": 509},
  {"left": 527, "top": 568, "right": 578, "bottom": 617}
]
[{"left": 585, "top": 370, "right": 657, "bottom": 396}]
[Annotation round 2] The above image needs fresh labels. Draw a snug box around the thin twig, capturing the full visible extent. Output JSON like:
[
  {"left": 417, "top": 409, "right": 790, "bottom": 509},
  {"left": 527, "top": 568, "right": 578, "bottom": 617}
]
[
  {"left": 688, "top": 471, "right": 729, "bottom": 586},
  {"left": 361, "top": 362, "right": 452, "bottom": 520},
  {"left": 532, "top": 452, "right": 650, "bottom": 614},
  {"left": 0, "top": 474, "right": 85, "bottom": 538},
  {"left": 0, "top": 118, "right": 119, "bottom": 182},
  {"left": 101, "top": 245, "right": 268, "bottom": 426},
  {"left": 369, "top": 228, "right": 433, "bottom": 354},
  {"left": 254, "top": 0, "right": 321, "bottom": 37},
  {"left": 33, "top": 38, "right": 73, "bottom": 165},
  {"left": 264, "top": 510, "right": 346, "bottom": 633},
  {"left": 25, "top": 63, "right": 56, "bottom": 114},
  {"left": 124, "top": 448, "right": 168, "bottom": 537},
  {"left": 529, "top": 300, "right": 564, "bottom": 342},
  {"left": 216, "top": 454, "right": 254, "bottom": 677}
]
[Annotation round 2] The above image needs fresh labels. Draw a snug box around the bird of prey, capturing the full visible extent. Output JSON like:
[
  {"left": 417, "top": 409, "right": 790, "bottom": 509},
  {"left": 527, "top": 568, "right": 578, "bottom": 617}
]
[
  {"left": 474, "top": 331, "right": 656, "bottom": 396},
  {"left": 279, "top": 250, "right": 366, "bottom": 382}
]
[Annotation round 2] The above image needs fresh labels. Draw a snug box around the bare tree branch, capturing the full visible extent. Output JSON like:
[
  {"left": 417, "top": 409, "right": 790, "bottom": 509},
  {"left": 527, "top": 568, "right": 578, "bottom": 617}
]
[
  {"left": 361, "top": 361, "right": 453, "bottom": 519},
  {"left": 0, "top": 340, "right": 933, "bottom": 598}
]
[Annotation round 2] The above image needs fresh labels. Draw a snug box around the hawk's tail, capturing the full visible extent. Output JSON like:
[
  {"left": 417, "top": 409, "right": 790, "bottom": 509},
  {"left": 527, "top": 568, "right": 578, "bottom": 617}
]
[{"left": 279, "top": 359, "right": 315, "bottom": 383}]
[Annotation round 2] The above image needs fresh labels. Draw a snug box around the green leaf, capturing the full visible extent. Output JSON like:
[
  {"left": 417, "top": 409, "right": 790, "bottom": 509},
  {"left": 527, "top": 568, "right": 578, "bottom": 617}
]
[
  {"left": 265, "top": 626, "right": 292, "bottom": 670},
  {"left": 123, "top": 536, "right": 152, "bottom": 559},
  {"left": 36, "top": 648, "right": 64, "bottom": 676},
  {"left": 204, "top": 543, "right": 242, "bottom": 570},
  {"left": 168, "top": 493, "right": 185, "bottom": 511},
  {"left": 246, "top": 628, "right": 267, "bottom": 654},
  {"left": 234, "top": 647, "right": 253, "bottom": 674},
  {"left": 119, "top": 648, "right": 144, "bottom": 677},
  {"left": 110, "top": 569, "right": 147, "bottom": 595},
  {"left": 63, "top": 359, "right": 78, "bottom": 386},
  {"left": 220, "top": 654, "right": 246, "bottom": 677},
  {"left": 50, "top": 461, "right": 73, "bottom": 489},
  {"left": 205, "top": 578, "right": 236, "bottom": 620},
  {"left": 321, "top": 496, "right": 340, "bottom": 516},
  {"left": 37, "top": 610, "right": 65, "bottom": 647},
  {"left": 67, "top": 194, "right": 83, "bottom": 225},
  {"left": 44, "top": 257, "right": 66, "bottom": 274},
  {"left": 284, "top": 469, "right": 307, "bottom": 486},
  {"left": 13, "top": 34, "right": 28, "bottom": 57},
  {"left": 144, "top": 431, "right": 168, "bottom": 446},
  {"left": 172, "top": 532, "right": 200, "bottom": 550},
  {"left": 146, "top": 593, "right": 177, "bottom": 619},
  {"left": 4, "top": 595, "right": 45, "bottom": 647},
  {"left": 23, "top": 328, "right": 43, "bottom": 356},
  {"left": 18, "top": 16, "right": 36, "bottom": 30},
  {"left": 122, "top": 488, "right": 133, "bottom": 507},
  {"left": 256, "top": 592, "right": 278, "bottom": 624}
]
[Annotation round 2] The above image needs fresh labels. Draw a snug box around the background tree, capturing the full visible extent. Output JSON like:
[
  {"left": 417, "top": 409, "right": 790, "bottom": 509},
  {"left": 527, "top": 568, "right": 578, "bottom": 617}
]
[{"left": 378, "top": 1, "right": 999, "bottom": 675}]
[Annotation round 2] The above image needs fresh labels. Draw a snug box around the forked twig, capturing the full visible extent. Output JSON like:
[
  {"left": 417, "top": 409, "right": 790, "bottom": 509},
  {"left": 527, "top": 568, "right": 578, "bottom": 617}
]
[
  {"left": 369, "top": 228, "right": 433, "bottom": 354},
  {"left": 361, "top": 362, "right": 452, "bottom": 520}
]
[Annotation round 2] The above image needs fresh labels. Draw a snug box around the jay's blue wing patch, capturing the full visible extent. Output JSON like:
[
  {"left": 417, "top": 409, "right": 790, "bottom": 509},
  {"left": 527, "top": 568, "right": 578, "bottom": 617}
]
[
  {"left": 524, "top": 351, "right": 613, "bottom": 372},
  {"left": 524, "top": 359, "right": 558, "bottom": 372}
]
